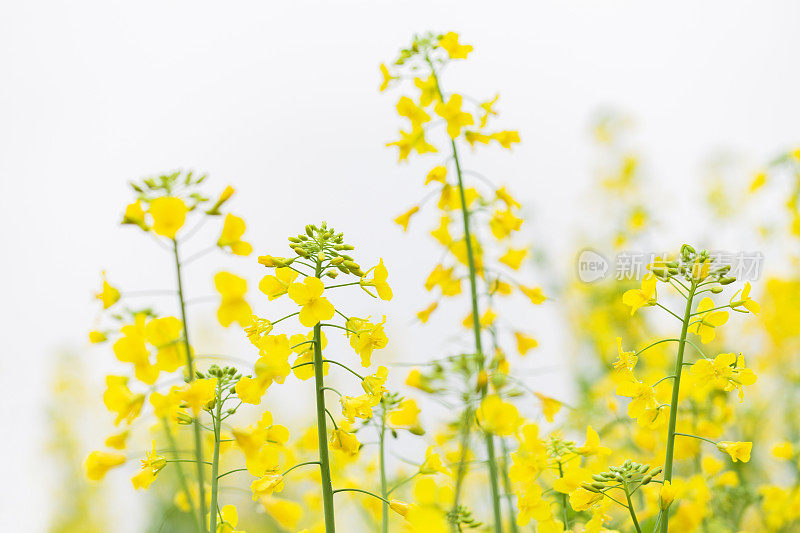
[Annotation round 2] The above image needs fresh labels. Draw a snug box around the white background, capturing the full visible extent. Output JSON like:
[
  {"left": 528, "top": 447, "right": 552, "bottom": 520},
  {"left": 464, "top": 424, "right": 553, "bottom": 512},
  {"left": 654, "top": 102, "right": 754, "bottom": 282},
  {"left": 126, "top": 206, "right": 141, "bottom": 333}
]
[{"left": 2, "top": 1, "right": 799, "bottom": 530}]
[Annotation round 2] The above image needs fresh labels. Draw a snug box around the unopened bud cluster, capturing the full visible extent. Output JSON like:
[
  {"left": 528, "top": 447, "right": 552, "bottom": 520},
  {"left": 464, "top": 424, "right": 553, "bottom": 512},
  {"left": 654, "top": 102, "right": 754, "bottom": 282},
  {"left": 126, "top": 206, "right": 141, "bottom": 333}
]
[
  {"left": 649, "top": 244, "right": 735, "bottom": 286},
  {"left": 259, "top": 222, "right": 364, "bottom": 278},
  {"left": 583, "top": 460, "right": 663, "bottom": 492}
]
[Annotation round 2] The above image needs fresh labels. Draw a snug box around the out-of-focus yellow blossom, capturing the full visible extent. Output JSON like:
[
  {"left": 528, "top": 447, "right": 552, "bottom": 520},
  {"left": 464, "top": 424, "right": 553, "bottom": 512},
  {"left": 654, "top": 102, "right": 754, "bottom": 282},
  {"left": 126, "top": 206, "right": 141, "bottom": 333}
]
[
  {"left": 85, "top": 451, "right": 126, "bottom": 481},
  {"left": 434, "top": 94, "right": 474, "bottom": 139},
  {"left": 489, "top": 209, "right": 523, "bottom": 240},
  {"left": 612, "top": 337, "right": 637, "bottom": 371},
  {"left": 553, "top": 465, "right": 591, "bottom": 494},
  {"left": 122, "top": 200, "right": 149, "bottom": 230},
  {"left": 439, "top": 32, "right": 472, "bottom": 59},
  {"left": 148, "top": 196, "right": 188, "bottom": 239},
  {"left": 773, "top": 441, "right": 794, "bottom": 460},
  {"left": 88, "top": 330, "right": 107, "bottom": 343},
  {"left": 690, "top": 352, "right": 757, "bottom": 400},
  {"left": 214, "top": 504, "right": 243, "bottom": 533},
  {"left": 396, "top": 96, "right": 430, "bottom": 127},
  {"left": 515, "top": 332, "right": 538, "bottom": 355},
  {"left": 104, "top": 430, "right": 129, "bottom": 450},
  {"left": 260, "top": 497, "right": 303, "bottom": 530},
  {"left": 477, "top": 394, "right": 522, "bottom": 436},
  {"left": 615, "top": 370, "right": 656, "bottom": 419},
  {"left": 534, "top": 392, "right": 562, "bottom": 423},
  {"left": 577, "top": 426, "right": 611, "bottom": 456},
  {"left": 394, "top": 205, "right": 419, "bottom": 231},
  {"left": 144, "top": 316, "right": 186, "bottom": 373},
  {"left": 386, "top": 125, "right": 437, "bottom": 162},
  {"left": 379, "top": 63, "right": 396, "bottom": 92},
  {"left": 214, "top": 271, "right": 253, "bottom": 328},
  {"left": 416, "top": 301, "right": 438, "bottom": 323},
  {"left": 217, "top": 213, "right": 252, "bottom": 256},
  {"left": 479, "top": 94, "right": 499, "bottom": 127},
  {"left": 178, "top": 378, "right": 217, "bottom": 414},
  {"left": 386, "top": 399, "right": 419, "bottom": 430},
  {"left": 425, "top": 264, "right": 461, "bottom": 295},
  {"left": 569, "top": 487, "right": 603, "bottom": 512},
  {"left": 520, "top": 284, "right": 546, "bottom": 304},
  {"left": 749, "top": 170, "right": 767, "bottom": 193},
  {"left": 462, "top": 308, "right": 496, "bottom": 329},
  {"left": 425, "top": 165, "right": 447, "bottom": 185},
  {"left": 490, "top": 130, "right": 521, "bottom": 149},
  {"left": 340, "top": 394, "right": 379, "bottom": 423},
  {"left": 103, "top": 375, "right": 145, "bottom": 425},
  {"left": 251, "top": 473, "right": 285, "bottom": 500},
  {"left": 499, "top": 247, "right": 528, "bottom": 270},
  {"left": 288, "top": 276, "right": 334, "bottom": 327},
  {"left": 95, "top": 273, "right": 120, "bottom": 309}
]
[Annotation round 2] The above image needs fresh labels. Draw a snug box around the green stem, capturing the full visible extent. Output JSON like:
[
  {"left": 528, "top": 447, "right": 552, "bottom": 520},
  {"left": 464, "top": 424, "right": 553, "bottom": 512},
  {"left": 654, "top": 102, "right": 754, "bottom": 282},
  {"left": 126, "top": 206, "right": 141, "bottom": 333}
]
[
  {"left": 427, "top": 55, "right": 503, "bottom": 533},
  {"left": 162, "top": 419, "right": 201, "bottom": 533},
  {"left": 451, "top": 405, "right": 473, "bottom": 514},
  {"left": 380, "top": 411, "right": 389, "bottom": 533},
  {"left": 281, "top": 461, "right": 321, "bottom": 477},
  {"left": 558, "top": 462, "right": 569, "bottom": 529},
  {"left": 209, "top": 382, "right": 223, "bottom": 533},
  {"left": 172, "top": 239, "right": 207, "bottom": 532},
  {"left": 313, "top": 261, "right": 336, "bottom": 533},
  {"left": 332, "top": 488, "right": 391, "bottom": 505},
  {"left": 499, "top": 439, "right": 519, "bottom": 533},
  {"left": 659, "top": 280, "right": 697, "bottom": 533},
  {"left": 623, "top": 481, "right": 643, "bottom": 533}
]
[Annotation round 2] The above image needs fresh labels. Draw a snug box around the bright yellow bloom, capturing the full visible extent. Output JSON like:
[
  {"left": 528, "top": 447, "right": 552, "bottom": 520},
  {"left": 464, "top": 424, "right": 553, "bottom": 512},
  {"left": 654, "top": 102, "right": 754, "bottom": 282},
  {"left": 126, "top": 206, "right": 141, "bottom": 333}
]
[
  {"left": 622, "top": 274, "right": 657, "bottom": 315},
  {"left": 477, "top": 395, "right": 521, "bottom": 436},
  {"left": 464, "top": 130, "right": 491, "bottom": 148},
  {"left": 749, "top": 171, "right": 767, "bottom": 193},
  {"left": 140, "top": 441, "right": 167, "bottom": 478},
  {"left": 361, "top": 365, "right": 388, "bottom": 399},
  {"left": 330, "top": 428, "right": 360, "bottom": 456},
  {"left": 772, "top": 441, "right": 794, "bottom": 460},
  {"left": 214, "top": 272, "right": 253, "bottom": 328},
  {"left": 341, "top": 393, "right": 379, "bottom": 423},
  {"left": 95, "top": 273, "right": 120, "bottom": 309},
  {"left": 251, "top": 473, "right": 285, "bottom": 500},
  {"left": 439, "top": 32, "right": 472, "bottom": 59},
  {"left": 288, "top": 277, "right": 334, "bottom": 327},
  {"left": 85, "top": 451, "right": 126, "bottom": 481},
  {"left": 479, "top": 94, "right": 499, "bottom": 128},
  {"left": 499, "top": 247, "right": 528, "bottom": 270},
  {"left": 434, "top": 94, "right": 474, "bottom": 139},
  {"left": 346, "top": 316, "right": 389, "bottom": 367},
  {"left": 462, "top": 308, "right": 497, "bottom": 329},
  {"left": 730, "top": 281, "right": 760, "bottom": 315},
  {"left": 394, "top": 205, "right": 419, "bottom": 231},
  {"left": 615, "top": 371, "right": 656, "bottom": 419},
  {"left": 214, "top": 504, "right": 243, "bottom": 533},
  {"left": 553, "top": 465, "right": 591, "bottom": 494},
  {"left": 149, "top": 196, "right": 188, "bottom": 239},
  {"left": 425, "top": 264, "right": 461, "bottom": 296},
  {"left": 691, "top": 297, "right": 729, "bottom": 344},
  {"left": 496, "top": 187, "right": 521, "bottom": 209},
  {"left": 612, "top": 337, "right": 637, "bottom": 372},
  {"left": 217, "top": 213, "right": 252, "bottom": 256},
  {"left": 360, "top": 259, "right": 393, "bottom": 300},
  {"left": 717, "top": 441, "right": 752, "bottom": 462},
  {"left": 206, "top": 185, "right": 235, "bottom": 215},
  {"left": 88, "top": 330, "right": 107, "bottom": 343},
  {"left": 178, "top": 378, "right": 217, "bottom": 414},
  {"left": 259, "top": 267, "right": 298, "bottom": 300},
  {"left": 145, "top": 316, "right": 186, "bottom": 373},
  {"left": 389, "top": 499, "right": 410, "bottom": 517},
  {"left": 570, "top": 487, "right": 603, "bottom": 512},
  {"left": 235, "top": 375, "right": 270, "bottom": 405},
  {"left": 515, "top": 332, "right": 538, "bottom": 355},
  {"left": 690, "top": 352, "right": 757, "bottom": 400}
]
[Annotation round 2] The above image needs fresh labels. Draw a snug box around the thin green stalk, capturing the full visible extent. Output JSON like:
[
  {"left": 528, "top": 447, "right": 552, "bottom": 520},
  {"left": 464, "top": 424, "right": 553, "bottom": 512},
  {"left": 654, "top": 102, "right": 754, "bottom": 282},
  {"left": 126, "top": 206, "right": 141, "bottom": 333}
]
[
  {"left": 623, "top": 481, "right": 642, "bottom": 533},
  {"left": 427, "top": 55, "right": 503, "bottom": 533},
  {"left": 557, "top": 462, "right": 569, "bottom": 529},
  {"left": 499, "top": 439, "right": 519, "bottom": 533},
  {"left": 313, "top": 260, "right": 336, "bottom": 533},
  {"left": 172, "top": 239, "right": 207, "bottom": 532},
  {"left": 379, "top": 411, "right": 389, "bottom": 533},
  {"left": 162, "top": 418, "right": 201, "bottom": 533},
  {"left": 658, "top": 280, "right": 697, "bottom": 533},
  {"left": 209, "top": 382, "right": 223, "bottom": 533}
]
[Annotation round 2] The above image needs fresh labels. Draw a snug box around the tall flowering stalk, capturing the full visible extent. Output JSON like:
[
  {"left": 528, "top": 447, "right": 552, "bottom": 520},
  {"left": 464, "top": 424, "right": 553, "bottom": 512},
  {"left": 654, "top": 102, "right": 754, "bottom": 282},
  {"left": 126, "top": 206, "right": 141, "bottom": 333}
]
[
  {"left": 86, "top": 171, "right": 261, "bottom": 532},
  {"left": 249, "top": 222, "right": 405, "bottom": 532},
  {"left": 383, "top": 32, "right": 546, "bottom": 532}
]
